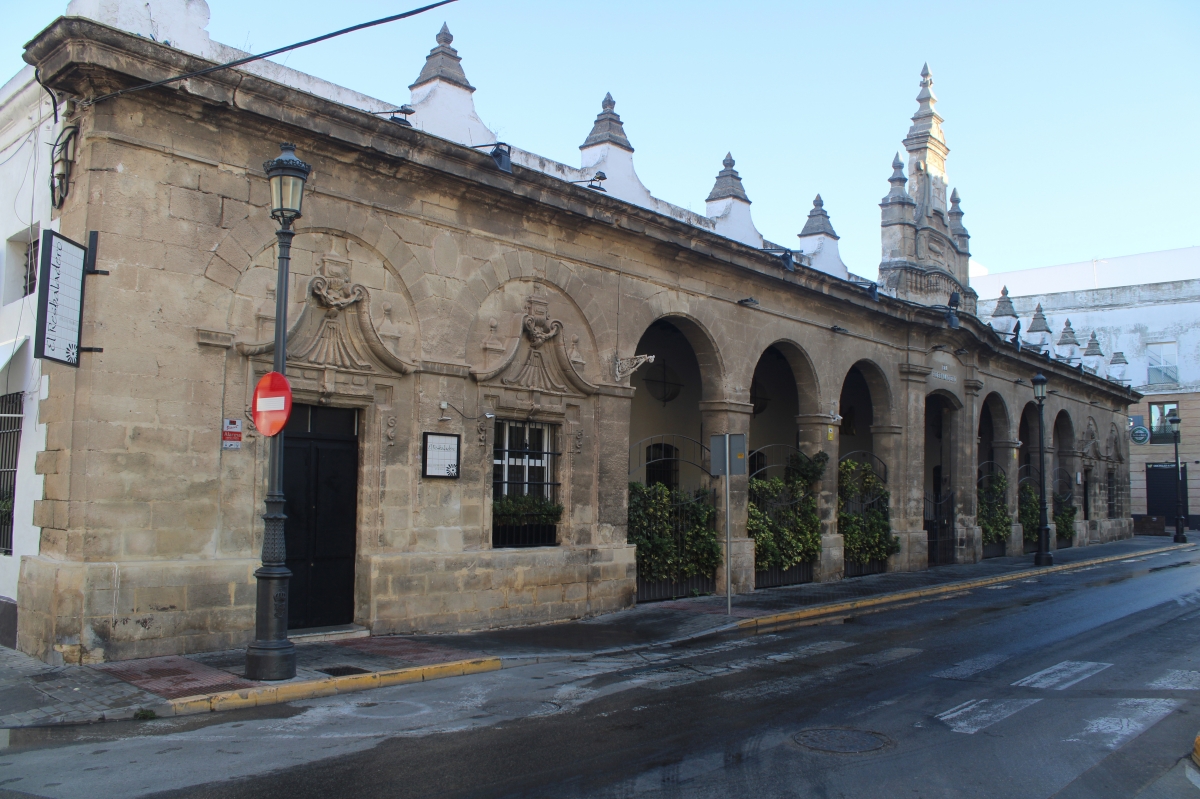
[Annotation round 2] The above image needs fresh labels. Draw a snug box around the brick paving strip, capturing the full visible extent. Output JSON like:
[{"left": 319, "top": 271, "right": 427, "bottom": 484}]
[{"left": 0, "top": 536, "right": 1191, "bottom": 728}]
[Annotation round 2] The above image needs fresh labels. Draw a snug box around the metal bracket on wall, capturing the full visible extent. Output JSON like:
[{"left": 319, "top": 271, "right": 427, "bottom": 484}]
[{"left": 83, "top": 231, "right": 108, "bottom": 275}]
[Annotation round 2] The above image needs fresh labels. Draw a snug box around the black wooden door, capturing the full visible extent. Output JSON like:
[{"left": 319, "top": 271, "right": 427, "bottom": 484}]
[
  {"left": 1147, "top": 463, "right": 1188, "bottom": 520},
  {"left": 283, "top": 405, "right": 359, "bottom": 630}
]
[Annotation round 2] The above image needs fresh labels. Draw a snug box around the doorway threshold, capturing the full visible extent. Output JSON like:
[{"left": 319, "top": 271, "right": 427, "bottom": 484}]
[{"left": 288, "top": 623, "right": 370, "bottom": 645}]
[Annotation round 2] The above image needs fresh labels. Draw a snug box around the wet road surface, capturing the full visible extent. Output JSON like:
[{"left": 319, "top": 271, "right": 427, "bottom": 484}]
[{"left": 3, "top": 547, "right": 1200, "bottom": 798}]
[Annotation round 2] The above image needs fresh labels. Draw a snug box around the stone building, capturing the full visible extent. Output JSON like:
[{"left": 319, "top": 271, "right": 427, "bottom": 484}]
[
  {"left": 5, "top": 2, "right": 1136, "bottom": 663},
  {"left": 976, "top": 248, "right": 1200, "bottom": 531}
]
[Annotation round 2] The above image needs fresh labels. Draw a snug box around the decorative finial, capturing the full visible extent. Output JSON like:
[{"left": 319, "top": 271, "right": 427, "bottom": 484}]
[
  {"left": 799, "top": 193, "right": 838, "bottom": 239},
  {"left": 883, "top": 153, "right": 911, "bottom": 202},
  {"left": 892, "top": 152, "right": 903, "bottom": 171},
  {"left": 706, "top": 152, "right": 750, "bottom": 203},
  {"left": 950, "top": 188, "right": 961, "bottom": 207},
  {"left": 921, "top": 62, "right": 931, "bottom": 80},
  {"left": 436, "top": 22, "right": 453, "bottom": 46},
  {"left": 581, "top": 93, "right": 633, "bottom": 152},
  {"left": 1084, "top": 331, "right": 1104, "bottom": 356},
  {"left": 1001, "top": 286, "right": 1009, "bottom": 297},
  {"left": 410, "top": 22, "right": 474, "bottom": 91}
]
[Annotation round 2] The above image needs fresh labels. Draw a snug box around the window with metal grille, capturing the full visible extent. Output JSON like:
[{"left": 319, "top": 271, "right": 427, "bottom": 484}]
[
  {"left": 492, "top": 420, "right": 561, "bottom": 547},
  {"left": 645, "top": 442, "right": 679, "bottom": 490},
  {"left": 22, "top": 238, "right": 38, "bottom": 298},
  {"left": 1106, "top": 470, "right": 1118, "bottom": 519},
  {"left": 1149, "top": 402, "right": 1179, "bottom": 445},
  {"left": 0, "top": 392, "right": 23, "bottom": 556}
]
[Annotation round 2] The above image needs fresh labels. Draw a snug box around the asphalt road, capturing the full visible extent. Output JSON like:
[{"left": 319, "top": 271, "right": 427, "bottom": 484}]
[{"left": 4, "top": 547, "right": 1200, "bottom": 798}]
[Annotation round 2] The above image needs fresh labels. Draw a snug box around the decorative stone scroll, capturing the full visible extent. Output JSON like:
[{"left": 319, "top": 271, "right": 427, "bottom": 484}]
[
  {"left": 470, "top": 289, "right": 596, "bottom": 396},
  {"left": 236, "top": 259, "right": 415, "bottom": 377}
]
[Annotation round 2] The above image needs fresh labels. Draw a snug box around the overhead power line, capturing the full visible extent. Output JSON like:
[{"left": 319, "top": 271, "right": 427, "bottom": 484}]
[{"left": 79, "top": 0, "right": 458, "bottom": 107}]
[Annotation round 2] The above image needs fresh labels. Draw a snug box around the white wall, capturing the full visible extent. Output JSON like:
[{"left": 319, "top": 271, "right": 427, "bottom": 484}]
[{"left": 0, "top": 68, "right": 52, "bottom": 605}]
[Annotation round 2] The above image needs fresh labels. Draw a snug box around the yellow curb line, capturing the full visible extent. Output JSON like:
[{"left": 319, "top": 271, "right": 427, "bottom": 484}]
[
  {"left": 1193, "top": 732, "right": 1200, "bottom": 769},
  {"left": 736, "top": 543, "right": 1192, "bottom": 632},
  {"left": 166, "top": 656, "right": 502, "bottom": 717}
]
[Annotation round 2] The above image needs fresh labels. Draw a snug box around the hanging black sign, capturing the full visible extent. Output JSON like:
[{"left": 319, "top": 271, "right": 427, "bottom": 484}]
[{"left": 34, "top": 230, "right": 89, "bottom": 367}]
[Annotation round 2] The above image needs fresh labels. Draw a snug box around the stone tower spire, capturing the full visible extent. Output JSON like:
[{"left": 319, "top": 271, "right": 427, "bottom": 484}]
[{"left": 904, "top": 63, "right": 949, "bottom": 221}]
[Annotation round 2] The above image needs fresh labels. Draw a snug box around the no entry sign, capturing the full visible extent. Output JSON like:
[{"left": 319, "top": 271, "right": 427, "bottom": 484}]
[{"left": 252, "top": 372, "right": 293, "bottom": 437}]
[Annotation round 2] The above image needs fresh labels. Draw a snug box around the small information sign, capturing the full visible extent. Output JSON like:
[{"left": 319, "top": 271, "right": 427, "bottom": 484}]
[
  {"left": 222, "top": 418, "right": 243, "bottom": 450},
  {"left": 1130, "top": 425, "right": 1150, "bottom": 445},
  {"left": 422, "top": 433, "right": 460, "bottom": 478},
  {"left": 34, "top": 230, "right": 88, "bottom": 367}
]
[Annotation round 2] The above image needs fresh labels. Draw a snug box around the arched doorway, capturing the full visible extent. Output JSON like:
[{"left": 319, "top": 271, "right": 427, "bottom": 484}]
[
  {"left": 747, "top": 344, "right": 823, "bottom": 589},
  {"left": 837, "top": 363, "right": 893, "bottom": 577},
  {"left": 1053, "top": 411, "right": 1078, "bottom": 547},
  {"left": 1017, "top": 402, "right": 1043, "bottom": 553},
  {"left": 925, "top": 392, "right": 959, "bottom": 566},
  {"left": 977, "top": 394, "right": 1012, "bottom": 558},
  {"left": 627, "top": 319, "right": 720, "bottom": 601}
]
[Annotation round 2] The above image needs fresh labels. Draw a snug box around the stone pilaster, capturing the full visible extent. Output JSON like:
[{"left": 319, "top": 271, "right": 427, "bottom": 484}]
[
  {"left": 992, "top": 439, "right": 1022, "bottom": 554},
  {"left": 701, "top": 400, "right": 755, "bottom": 595},
  {"left": 894, "top": 363, "right": 932, "bottom": 571},
  {"left": 798, "top": 414, "right": 842, "bottom": 582}
]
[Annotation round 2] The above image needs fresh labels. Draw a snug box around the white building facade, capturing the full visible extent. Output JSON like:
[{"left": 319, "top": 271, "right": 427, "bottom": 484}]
[{"left": 976, "top": 247, "right": 1200, "bottom": 531}]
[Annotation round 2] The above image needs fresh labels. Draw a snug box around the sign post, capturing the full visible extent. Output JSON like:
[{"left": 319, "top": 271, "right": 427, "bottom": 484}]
[{"left": 711, "top": 433, "right": 746, "bottom": 615}]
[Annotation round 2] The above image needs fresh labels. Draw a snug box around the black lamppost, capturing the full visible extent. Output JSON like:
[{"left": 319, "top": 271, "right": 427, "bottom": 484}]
[
  {"left": 1168, "top": 413, "right": 1187, "bottom": 543},
  {"left": 245, "top": 143, "right": 310, "bottom": 681},
  {"left": 1032, "top": 373, "right": 1053, "bottom": 566}
]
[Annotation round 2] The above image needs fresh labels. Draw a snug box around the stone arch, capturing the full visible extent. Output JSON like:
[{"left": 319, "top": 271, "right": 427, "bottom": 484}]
[
  {"left": 758, "top": 339, "right": 821, "bottom": 417},
  {"left": 979, "top": 392, "right": 1013, "bottom": 441},
  {"left": 227, "top": 228, "right": 420, "bottom": 362},
  {"left": 465, "top": 277, "right": 602, "bottom": 386},
  {"left": 631, "top": 312, "right": 725, "bottom": 403},
  {"left": 841, "top": 359, "right": 894, "bottom": 426},
  {"left": 926, "top": 387, "right": 964, "bottom": 411},
  {"left": 445, "top": 252, "right": 613, "bottom": 365},
  {"left": 1052, "top": 409, "right": 1076, "bottom": 452}
]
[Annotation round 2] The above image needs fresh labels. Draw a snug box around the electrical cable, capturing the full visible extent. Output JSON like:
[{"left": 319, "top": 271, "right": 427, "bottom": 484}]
[
  {"left": 441, "top": 401, "right": 494, "bottom": 422},
  {"left": 78, "top": 0, "right": 459, "bottom": 108}
]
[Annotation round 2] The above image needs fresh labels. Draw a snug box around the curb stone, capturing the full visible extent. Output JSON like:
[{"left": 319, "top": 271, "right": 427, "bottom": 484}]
[{"left": 156, "top": 542, "right": 1191, "bottom": 719}]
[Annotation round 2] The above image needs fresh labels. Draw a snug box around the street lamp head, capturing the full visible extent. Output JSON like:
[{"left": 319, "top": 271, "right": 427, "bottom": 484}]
[
  {"left": 1168, "top": 413, "right": 1181, "bottom": 434},
  {"left": 1032, "top": 372, "right": 1047, "bottom": 400},
  {"left": 264, "top": 143, "right": 311, "bottom": 225}
]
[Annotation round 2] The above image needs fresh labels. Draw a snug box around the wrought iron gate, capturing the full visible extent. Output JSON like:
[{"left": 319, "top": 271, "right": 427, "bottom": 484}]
[
  {"left": 1052, "top": 467, "right": 1076, "bottom": 547},
  {"left": 628, "top": 435, "right": 718, "bottom": 602},
  {"left": 925, "top": 490, "right": 956, "bottom": 566},
  {"left": 839, "top": 451, "right": 890, "bottom": 577},
  {"left": 749, "top": 444, "right": 817, "bottom": 589},
  {"left": 977, "top": 461, "right": 1009, "bottom": 559}
]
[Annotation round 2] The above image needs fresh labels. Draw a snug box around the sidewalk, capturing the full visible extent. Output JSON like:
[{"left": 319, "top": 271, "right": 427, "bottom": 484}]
[{"left": 0, "top": 535, "right": 1191, "bottom": 728}]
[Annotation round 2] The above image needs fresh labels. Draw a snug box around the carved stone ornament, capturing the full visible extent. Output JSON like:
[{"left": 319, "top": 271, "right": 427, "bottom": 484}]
[
  {"left": 236, "top": 259, "right": 415, "bottom": 376},
  {"left": 614, "top": 353, "right": 655, "bottom": 382},
  {"left": 470, "top": 288, "right": 596, "bottom": 395}
]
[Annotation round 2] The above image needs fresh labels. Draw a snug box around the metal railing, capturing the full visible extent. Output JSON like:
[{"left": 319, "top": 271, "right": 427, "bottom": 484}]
[{"left": 925, "top": 490, "right": 956, "bottom": 566}]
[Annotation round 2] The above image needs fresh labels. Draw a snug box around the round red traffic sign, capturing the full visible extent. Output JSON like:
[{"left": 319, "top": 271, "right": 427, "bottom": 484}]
[{"left": 252, "top": 371, "right": 293, "bottom": 437}]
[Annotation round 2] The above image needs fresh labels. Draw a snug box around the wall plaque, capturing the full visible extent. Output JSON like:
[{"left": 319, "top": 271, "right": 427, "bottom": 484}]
[
  {"left": 34, "top": 230, "right": 88, "bottom": 367},
  {"left": 423, "top": 432, "right": 460, "bottom": 478}
]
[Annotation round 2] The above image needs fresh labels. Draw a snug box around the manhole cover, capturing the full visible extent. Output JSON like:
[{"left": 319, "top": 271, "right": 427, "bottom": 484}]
[{"left": 793, "top": 728, "right": 890, "bottom": 754}]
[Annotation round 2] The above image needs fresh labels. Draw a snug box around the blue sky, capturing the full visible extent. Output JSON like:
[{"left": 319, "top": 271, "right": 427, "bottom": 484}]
[{"left": 4, "top": 1, "right": 1198, "bottom": 278}]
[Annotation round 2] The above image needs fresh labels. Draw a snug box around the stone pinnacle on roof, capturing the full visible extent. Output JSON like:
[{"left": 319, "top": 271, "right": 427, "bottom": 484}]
[
  {"left": 1028, "top": 303, "right": 1051, "bottom": 333},
  {"left": 907, "top": 62, "right": 944, "bottom": 142},
  {"left": 992, "top": 286, "right": 1018, "bottom": 320},
  {"left": 1109, "top": 351, "right": 1128, "bottom": 365},
  {"left": 948, "top": 188, "right": 968, "bottom": 235},
  {"left": 799, "top": 194, "right": 838, "bottom": 239},
  {"left": 580, "top": 93, "right": 634, "bottom": 152},
  {"left": 1083, "top": 331, "right": 1104, "bottom": 357},
  {"left": 410, "top": 23, "right": 475, "bottom": 92},
  {"left": 1057, "top": 319, "right": 1079, "bottom": 347},
  {"left": 883, "top": 153, "right": 912, "bottom": 202},
  {"left": 705, "top": 153, "right": 751, "bottom": 203}
]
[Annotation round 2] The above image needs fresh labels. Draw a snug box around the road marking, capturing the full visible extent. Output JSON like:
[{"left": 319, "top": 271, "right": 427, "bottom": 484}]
[
  {"left": 935, "top": 698, "right": 1042, "bottom": 734},
  {"left": 932, "top": 654, "right": 1011, "bottom": 680},
  {"left": 718, "top": 647, "right": 922, "bottom": 702},
  {"left": 985, "top": 585, "right": 1012, "bottom": 590},
  {"left": 1012, "top": 661, "right": 1112, "bottom": 690},
  {"left": 1065, "top": 698, "right": 1180, "bottom": 749},
  {"left": 1149, "top": 670, "right": 1200, "bottom": 690}
]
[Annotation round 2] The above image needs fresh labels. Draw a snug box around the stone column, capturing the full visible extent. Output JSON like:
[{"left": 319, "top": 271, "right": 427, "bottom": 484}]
[
  {"left": 895, "top": 364, "right": 932, "bottom": 571},
  {"left": 956, "top": 380, "right": 983, "bottom": 564},
  {"left": 591, "top": 386, "right": 637, "bottom": 610},
  {"left": 798, "top": 413, "right": 841, "bottom": 582},
  {"left": 992, "top": 439, "right": 1022, "bottom": 554},
  {"left": 870, "top": 423, "right": 905, "bottom": 567},
  {"left": 700, "top": 400, "right": 755, "bottom": 595}
]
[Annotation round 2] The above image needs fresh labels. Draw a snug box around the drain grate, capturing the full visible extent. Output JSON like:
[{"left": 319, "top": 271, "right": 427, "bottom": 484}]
[
  {"left": 793, "top": 728, "right": 890, "bottom": 754},
  {"left": 317, "top": 665, "right": 371, "bottom": 677}
]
